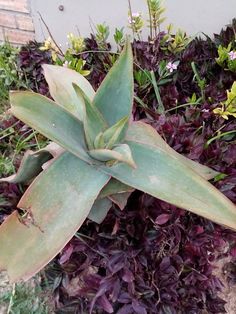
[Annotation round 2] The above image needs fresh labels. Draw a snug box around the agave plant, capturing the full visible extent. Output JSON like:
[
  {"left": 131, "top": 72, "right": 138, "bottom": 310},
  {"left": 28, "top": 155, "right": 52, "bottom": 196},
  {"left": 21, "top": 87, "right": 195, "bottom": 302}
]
[{"left": 0, "top": 41, "right": 236, "bottom": 283}]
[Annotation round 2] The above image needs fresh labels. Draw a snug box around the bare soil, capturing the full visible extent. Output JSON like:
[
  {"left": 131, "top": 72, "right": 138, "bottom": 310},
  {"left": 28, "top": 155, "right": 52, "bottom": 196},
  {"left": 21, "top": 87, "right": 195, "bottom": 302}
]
[{"left": 213, "top": 257, "right": 236, "bottom": 314}]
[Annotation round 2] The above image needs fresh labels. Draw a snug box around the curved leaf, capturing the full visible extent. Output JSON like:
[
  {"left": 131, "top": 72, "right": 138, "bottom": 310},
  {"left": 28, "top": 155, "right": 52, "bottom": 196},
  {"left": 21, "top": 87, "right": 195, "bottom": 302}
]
[
  {"left": 103, "top": 116, "right": 129, "bottom": 149},
  {"left": 10, "top": 91, "right": 94, "bottom": 164},
  {"left": 98, "top": 178, "right": 133, "bottom": 199},
  {"left": 126, "top": 122, "right": 218, "bottom": 180},
  {"left": 89, "top": 178, "right": 133, "bottom": 224},
  {"left": 94, "top": 132, "right": 105, "bottom": 149},
  {"left": 89, "top": 144, "right": 136, "bottom": 168},
  {"left": 88, "top": 191, "right": 131, "bottom": 224},
  {"left": 0, "top": 152, "right": 109, "bottom": 282},
  {"left": 0, "top": 150, "right": 51, "bottom": 184},
  {"left": 93, "top": 40, "right": 133, "bottom": 126},
  {"left": 0, "top": 142, "right": 64, "bottom": 184},
  {"left": 73, "top": 83, "right": 108, "bottom": 149},
  {"left": 43, "top": 64, "right": 95, "bottom": 120},
  {"left": 88, "top": 198, "right": 112, "bottom": 224},
  {"left": 108, "top": 192, "right": 131, "bottom": 210},
  {"left": 101, "top": 141, "right": 236, "bottom": 230}
]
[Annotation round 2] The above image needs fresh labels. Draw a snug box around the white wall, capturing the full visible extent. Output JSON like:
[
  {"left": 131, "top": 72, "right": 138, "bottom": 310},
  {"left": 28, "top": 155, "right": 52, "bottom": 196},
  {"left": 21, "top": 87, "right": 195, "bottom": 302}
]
[{"left": 30, "top": 0, "right": 236, "bottom": 47}]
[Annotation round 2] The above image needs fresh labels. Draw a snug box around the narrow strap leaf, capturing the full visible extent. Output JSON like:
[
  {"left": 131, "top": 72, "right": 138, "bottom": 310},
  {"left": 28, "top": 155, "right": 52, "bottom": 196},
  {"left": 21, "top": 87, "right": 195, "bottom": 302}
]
[
  {"left": 10, "top": 91, "right": 94, "bottom": 164},
  {"left": 108, "top": 192, "right": 131, "bottom": 210},
  {"left": 93, "top": 40, "right": 133, "bottom": 126},
  {"left": 94, "top": 132, "right": 105, "bottom": 149},
  {"left": 88, "top": 198, "right": 112, "bottom": 224},
  {"left": 126, "top": 121, "right": 218, "bottom": 180},
  {"left": 89, "top": 144, "right": 136, "bottom": 168},
  {"left": 0, "top": 152, "right": 109, "bottom": 282},
  {"left": 101, "top": 141, "right": 236, "bottom": 230},
  {"left": 98, "top": 178, "right": 133, "bottom": 199},
  {"left": 73, "top": 83, "right": 108, "bottom": 149},
  {"left": 103, "top": 116, "right": 129, "bottom": 149},
  {"left": 0, "top": 150, "right": 52, "bottom": 184},
  {"left": 43, "top": 64, "right": 95, "bottom": 120}
]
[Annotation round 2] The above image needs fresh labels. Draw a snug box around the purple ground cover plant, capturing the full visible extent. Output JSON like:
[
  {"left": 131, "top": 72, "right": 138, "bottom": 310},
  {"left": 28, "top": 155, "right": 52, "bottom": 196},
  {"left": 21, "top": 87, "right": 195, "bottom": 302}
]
[
  {"left": 18, "top": 41, "right": 52, "bottom": 95},
  {"left": 40, "top": 23, "right": 236, "bottom": 313},
  {"left": 1, "top": 20, "right": 236, "bottom": 313}
]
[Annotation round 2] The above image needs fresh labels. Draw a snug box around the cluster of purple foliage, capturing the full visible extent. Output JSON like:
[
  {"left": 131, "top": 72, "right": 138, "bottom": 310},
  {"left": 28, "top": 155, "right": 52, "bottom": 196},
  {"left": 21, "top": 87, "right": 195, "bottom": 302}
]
[
  {"left": 49, "top": 114, "right": 236, "bottom": 313},
  {"left": 51, "top": 192, "right": 235, "bottom": 314},
  {"left": 17, "top": 41, "right": 52, "bottom": 95},
  {"left": 42, "top": 24, "right": 236, "bottom": 314}
]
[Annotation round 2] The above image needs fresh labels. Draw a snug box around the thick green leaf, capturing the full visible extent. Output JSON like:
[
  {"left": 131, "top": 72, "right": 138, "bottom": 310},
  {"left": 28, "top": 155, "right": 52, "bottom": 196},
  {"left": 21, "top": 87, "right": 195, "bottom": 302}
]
[
  {"left": 98, "top": 178, "right": 133, "bottom": 199},
  {"left": 89, "top": 144, "right": 136, "bottom": 168},
  {"left": 88, "top": 198, "right": 112, "bottom": 224},
  {"left": 0, "top": 142, "right": 64, "bottom": 184},
  {"left": 126, "top": 122, "right": 218, "bottom": 180},
  {"left": 0, "top": 150, "right": 51, "bottom": 184},
  {"left": 101, "top": 141, "right": 236, "bottom": 230},
  {"left": 88, "top": 191, "right": 131, "bottom": 224},
  {"left": 89, "top": 178, "right": 133, "bottom": 224},
  {"left": 39, "top": 142, "right": 65, "bottom": 158},
  {"left": 0, "top": 152, "right": 109, "bottom": 282},
  {"left": 43, "top": 64, "right": 95, "bottom": 120},
  {"left": 108, "top": 192, "right": 131, "bottom": 210},
  {"left": 103, "top": 116, "right": 129, "bottom": 149},
  {"left": 10, "top": 91, "right": 94, "bottom": 164},
  {"left": 93, "top": 40, "right": 133, "bottom": 126},
  {"left": 94, "top": 132, "right": 105, "bottom": 149},
  {"left": 73, "top": 83, "right": 108, "bottom": 149}
]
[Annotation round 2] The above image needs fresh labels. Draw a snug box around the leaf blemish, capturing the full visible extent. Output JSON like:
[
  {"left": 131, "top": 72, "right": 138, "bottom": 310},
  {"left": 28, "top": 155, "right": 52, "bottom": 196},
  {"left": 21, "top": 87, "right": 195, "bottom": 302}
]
[
  {"left": 149, "top": 175, "right": 160, "bottom": 184},
  {"left": 18, "top": 210, "right": 44, "bottom": 233}
]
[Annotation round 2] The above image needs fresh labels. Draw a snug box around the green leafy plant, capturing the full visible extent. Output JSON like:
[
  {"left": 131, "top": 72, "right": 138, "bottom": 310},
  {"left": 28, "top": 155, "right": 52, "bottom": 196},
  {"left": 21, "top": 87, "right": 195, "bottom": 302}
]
[
  {"left": 66, "top": 33, "right": 85, "bottom": 54},
  {"left": 40, "top": 34, "right": 89, "bottom": 76},
  {"left": 216, "top": 43, "right": 236, "bottom": 72},
  {"left": 0, "top": 278, "right": 52, "bottom": 314},
  {"left": 40, "top": 36, "right": 61, "bottom": 62},
  {"left": 128, "top": 11, "right": 144, "bottom": 39},
  {"left": 0, "top": 41, "right": 27, "bottom": 111},
  {"left": 161, "top": 25, "right": 191, "bottom": 54},
  {"left": 134, "top": 60, "right": 178, "bottom": 113},
  {"left": 60, "top": 58, "right": 90, "bottom": 77},
  {"left": 113, "top": 27, "right": 125, "bottom": 48},
  {"left": 213, "top": 81, "right": 236, "bottom": 119},
  {"left": 1, "top": 40, "right": 236, "bottom": 283},
  {"left": 191, "top": 61, "right": 206, "bottom": 102},
  {"left": 147, "top": 0, "right": 165, "bottom": 40},
  {"left": 95, "top": 23, "right": 110, "bottom": 48}
]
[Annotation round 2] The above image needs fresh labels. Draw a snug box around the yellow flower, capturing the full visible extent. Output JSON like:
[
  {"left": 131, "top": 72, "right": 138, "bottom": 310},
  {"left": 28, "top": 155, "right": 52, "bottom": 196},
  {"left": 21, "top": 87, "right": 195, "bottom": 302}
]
[{"left": 40, "top": 37, "right": 59, "bottom": 53}]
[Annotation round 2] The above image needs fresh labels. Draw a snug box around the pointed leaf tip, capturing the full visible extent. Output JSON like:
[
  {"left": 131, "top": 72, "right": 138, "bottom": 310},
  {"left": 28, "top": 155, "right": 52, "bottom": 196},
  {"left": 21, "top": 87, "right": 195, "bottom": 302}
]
[
  {"left": 103, "top": 115, "right": 129, "bottom": 149},
  {"left": 42, "top": 64, "right": 95, "bottom": 120},
  {"left": 89, "top": 144, "right": 136, "bottom": 169},
  {"left": 93, "top": 40, "right": 133, "bottom": 126}
]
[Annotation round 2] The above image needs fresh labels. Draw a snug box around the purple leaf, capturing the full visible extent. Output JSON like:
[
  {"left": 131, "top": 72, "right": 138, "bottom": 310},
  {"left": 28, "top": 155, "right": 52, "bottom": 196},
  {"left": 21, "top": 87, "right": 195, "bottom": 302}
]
[
  {"left": 59, "top": 244, "right": 74, "bottom": 264},
  {"left": 155, "top": 214, "right": 170, "bottom": 225},
  {"left": 122, "top": 268, "right": 134, "bottom": 283},
  {"left": 117, "top": 304, "right": 133, "bottom": 314},
  {"left": 132, "top": 299, "right": 147, "bottom": 314},
  {"left": 97, "top": 295, "right": 114, "bottom": 313}
]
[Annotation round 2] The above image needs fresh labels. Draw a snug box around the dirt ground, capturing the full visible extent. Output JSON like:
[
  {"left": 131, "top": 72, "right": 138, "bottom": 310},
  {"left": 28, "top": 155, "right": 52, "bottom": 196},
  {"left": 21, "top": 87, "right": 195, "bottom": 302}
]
[
  {"left": 0, "top": 271, "right": 54, "bottom": 314},
  {"left": 0, "top": 271, "right": 11, "bottom": 314},
  {"left": 213, "top": 257, "right": 236, "bottom": 314}
]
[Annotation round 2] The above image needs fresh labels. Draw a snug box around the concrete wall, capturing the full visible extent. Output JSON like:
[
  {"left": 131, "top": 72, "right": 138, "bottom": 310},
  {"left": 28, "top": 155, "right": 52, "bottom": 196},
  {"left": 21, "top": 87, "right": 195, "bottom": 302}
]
[
  {"left": 0, "top": 1, "right": 235, "bottom": 46},
  {"left": 0, "top": 0, "right": 34, "bottom": 44},
  {"left": 31, "top": 0, "right": 236, "bottom": 48}
]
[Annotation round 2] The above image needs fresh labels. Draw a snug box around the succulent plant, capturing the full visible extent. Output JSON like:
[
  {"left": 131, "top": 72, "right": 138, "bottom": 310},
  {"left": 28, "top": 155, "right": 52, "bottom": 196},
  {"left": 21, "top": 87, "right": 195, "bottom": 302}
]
[{"left": 0, "top": 41, "right": 236, "bottom": 283}]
